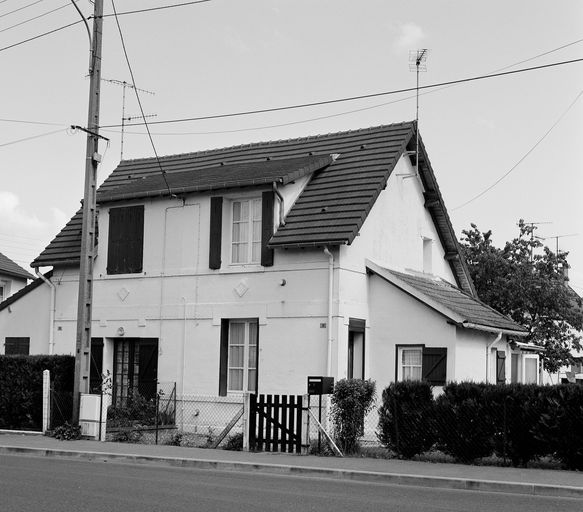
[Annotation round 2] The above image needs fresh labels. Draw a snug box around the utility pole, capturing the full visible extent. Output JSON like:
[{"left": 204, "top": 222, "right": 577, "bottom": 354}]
[{"left": 72, "top": 0, "right": 104, "bottom": 425}]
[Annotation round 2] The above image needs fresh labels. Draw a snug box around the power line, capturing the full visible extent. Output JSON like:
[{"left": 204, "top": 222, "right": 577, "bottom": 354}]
[
  {"left": 0, "top": 2, "right": 72, "bottom": 34},
  {"left": 98, "top": 0, "right": 211, "bottom": 17},
  {"left": 452, "top": 89, "right": 583, "bottom": 211},
  {"left": 0, "top": 19, "right": 83, "bottom": 52},
  {"left": 103, "top": 57, "right": 583, "bottom": 128},
  {"left": 0, "top": 0, "right": 44, "bottom": 19},
  {"left": 110, "top": 0, "right": 173, "bottom": 195},
  {"left": 0, "top": 128, "right": 66, "bottom": 148}
]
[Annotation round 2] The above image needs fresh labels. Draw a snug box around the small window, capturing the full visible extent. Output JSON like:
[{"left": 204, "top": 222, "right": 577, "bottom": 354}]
[
  {"left": 219, "top": 319, "right": 258, "bottom": 395},
  {"left": 107, "top": 205, "right": 144, "bottom": 275},
  {"left": 5, "top": 337, "right": 30, "bottom": 355},
  {"left": 396, "top": 345, "right": 447, "bottom": 385},
  {"left": 523, "top": 355, "right": 539, "bottom": 384},
  {"left": 0, "top": 284, "right": 4, "bottom": 303},
  {"left": 231, "top": 199, "right": 262, "bottom": 264},
  {"left": 347, "top": 319, "right": 365, "bottom": 380}
]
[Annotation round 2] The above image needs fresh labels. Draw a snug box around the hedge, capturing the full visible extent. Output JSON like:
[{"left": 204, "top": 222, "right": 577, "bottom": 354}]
[
  {"left": 377, "top": 381, "right": 583, "bottom": 470},
  {"left": 0, "top": 355, "right": 74, "bottom": 431}
]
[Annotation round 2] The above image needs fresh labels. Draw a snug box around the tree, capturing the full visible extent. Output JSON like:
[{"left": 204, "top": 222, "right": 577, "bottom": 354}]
[{"left": 460, "top": 220, "right": 582, "bottom": 373}]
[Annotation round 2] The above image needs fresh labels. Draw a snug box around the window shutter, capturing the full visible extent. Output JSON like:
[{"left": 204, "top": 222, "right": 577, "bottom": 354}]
[
  {"left": 422, "top": 347, "right": 447, "bottom": 385},
  {"left": 209, "top": 196, "right": 223, "bottom": 269},
  {"left": 496, "top": 350, "right": 506, "bottom": 385},
  {"left": 261, "top": 190, "right": 274, "bottom": 267},
  {"left": 219, "top": 319, "right": 229, "bottom": 396},
  {"left": 89, "top": 338, "right": 104, "bottom": 393},
  {"left": 107, "top": 205, "right": 144, "bottom": 274}
]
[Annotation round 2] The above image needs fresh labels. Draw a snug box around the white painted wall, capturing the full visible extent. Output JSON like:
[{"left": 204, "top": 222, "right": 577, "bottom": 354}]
[{"left": 0, "top": 273, "right": 28, "bottom": 301}]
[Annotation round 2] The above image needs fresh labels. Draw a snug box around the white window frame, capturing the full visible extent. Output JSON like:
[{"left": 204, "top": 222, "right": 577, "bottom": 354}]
[
  {"left": 227, "top": 320, "right": 258, "bottom": 392},
  {"left": 230, "top": 198, "right": 262, "bottom": 265},
  {"left": 397, "top": 346, "right": 423, "bottom": 382}
]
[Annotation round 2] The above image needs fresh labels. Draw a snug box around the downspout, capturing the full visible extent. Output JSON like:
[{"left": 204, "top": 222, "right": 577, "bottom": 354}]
[
  {"left": 485, "top": 332, "right": 502, "bottom": 384},
  {"left": 323, "top": 247, "right": 334, "bottom": 378},
  {"left": 272, "top": 182, "right": 285, "bottom": 226},
  {"left": 36, "top": 269, "right": 55, "bottom": 355}
]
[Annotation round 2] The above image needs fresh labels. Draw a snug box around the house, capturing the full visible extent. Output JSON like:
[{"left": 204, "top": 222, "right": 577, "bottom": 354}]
[
  {"left": 0, "top": 252, "right": 35, "bottom": 355},
  {"left": 1, "top": 122, "right": 538, "bottom": 405}
]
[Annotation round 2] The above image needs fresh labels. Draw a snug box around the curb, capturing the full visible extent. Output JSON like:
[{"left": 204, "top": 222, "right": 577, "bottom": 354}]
[{"left": 1, "top": 445, "right": 582, "bottom": 499}]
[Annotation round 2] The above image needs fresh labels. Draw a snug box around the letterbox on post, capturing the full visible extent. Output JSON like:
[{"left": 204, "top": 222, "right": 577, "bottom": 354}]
[{"left": 307, "top": 376, "right": 334, "bottom": 395}]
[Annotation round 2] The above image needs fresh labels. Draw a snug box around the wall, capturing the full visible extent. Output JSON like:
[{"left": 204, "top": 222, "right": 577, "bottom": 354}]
[{"left": 0, "top": 274, "right": 28, "bottom": 301}]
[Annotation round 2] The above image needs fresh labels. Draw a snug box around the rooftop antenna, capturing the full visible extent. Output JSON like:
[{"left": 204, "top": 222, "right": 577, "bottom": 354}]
[
  {"left": 534, "top": 233, "right": 579, "bottom": 254},
  {"left": 399, "top": 49, "right": 429, "bottom": 180},
  {"left": 521, "top": 221, "right": 552, "bottom": 261},
  {"left": 101, "top": 78, "right": 155, "bottom": 159}
]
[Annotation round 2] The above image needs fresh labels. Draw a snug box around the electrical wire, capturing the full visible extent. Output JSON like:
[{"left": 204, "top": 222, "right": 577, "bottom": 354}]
[
  {"left": 0, "top": 2, "right": 72, "bottom": 34},
  {"left": 102, "top": 57, "right": 583, "bottom": 128},
  {"left": 0, "top": 128, "right": 66, "bottom": 148},
  {"left": 0, "top": 118, "right": 63, "bottom": 126},
  {"left": 0, "top": 0, "right": 44, "bottom": 19},
  {"left": 452, "top": 89, "right": 583, "bottom": 211},
  {"left": 0, "top": 19, "right": 83, "bottom": 52},
  {"left": 98, "top": 0, "right": 211, "bottom": 17},
  {"left": 110, "top": 0, "right": 173, "bottom": 195}
]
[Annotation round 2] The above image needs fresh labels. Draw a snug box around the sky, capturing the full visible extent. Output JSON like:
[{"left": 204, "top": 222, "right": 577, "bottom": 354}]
[{"left": 1, "top": 0, "right": 582, "bottom": 292}]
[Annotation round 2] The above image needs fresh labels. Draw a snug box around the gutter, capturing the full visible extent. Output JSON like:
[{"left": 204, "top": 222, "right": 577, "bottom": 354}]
[
  {"left": 323, "top": 247, "right": 334, "bottom": 379},
  {"left": 462, "top": 322, "right": 527, "bottom": 337},
  {"left": 35, "top": 269, "right": 56, "bottom": 355}
]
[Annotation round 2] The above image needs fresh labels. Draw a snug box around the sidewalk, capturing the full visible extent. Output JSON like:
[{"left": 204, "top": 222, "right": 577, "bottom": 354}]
[{"left": 0, "top": 432, "right": 581, "bottom": 499}]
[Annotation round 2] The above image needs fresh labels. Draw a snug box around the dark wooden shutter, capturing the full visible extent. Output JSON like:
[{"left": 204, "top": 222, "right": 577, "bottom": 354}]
[
  {"left": 209, "top": 196, "right": 223, "bottom": 269},
  {"left": 138, "top": 339, "right": 158, "bottom": 400},
  {"left": 422, "top": 347, "right": 447, "bottom": 385},
  {"left": 219, "top": 319, "right": 229, "bottom": 396},
  {"left": 107, "top": 205, "right": 144, "bottom": 274},
  {"left": 4, "top": 337, "right": 30, "bottom": 355},
  {"left": 261, "top": 190, "right": 274, "bottom": 267},
  {"left": 496, "top": 350, "right": 506, "bottom": 385},
  {"left": 89, "top": 338, "right": 104, "bottom": 393}
]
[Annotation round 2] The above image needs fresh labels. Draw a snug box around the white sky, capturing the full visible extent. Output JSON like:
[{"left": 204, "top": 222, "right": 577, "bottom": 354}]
[{"left": 1, "top": 0, "right": 582, "bottom": 292}]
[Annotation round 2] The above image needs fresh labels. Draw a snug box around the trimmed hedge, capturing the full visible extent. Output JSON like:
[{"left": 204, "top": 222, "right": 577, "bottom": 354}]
[
  {"left": 377, "top": 381, "right": 583, "bottom": 469},
  {"left": 0, "top": 355, "right": 74, "bottom": 431}
]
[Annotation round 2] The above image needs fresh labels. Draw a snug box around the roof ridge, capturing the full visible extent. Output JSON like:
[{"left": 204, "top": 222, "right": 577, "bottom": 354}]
[{"left": 117, "top": 121, "right": 415, "bottom": 165}]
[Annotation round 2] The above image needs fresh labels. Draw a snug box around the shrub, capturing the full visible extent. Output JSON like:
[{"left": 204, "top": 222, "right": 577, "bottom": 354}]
[
  {"left": 435, "top": 383, "right": 495, "bottom": 462},
  {"left": 330, "top": 379, "right": 376, "bottom": 455},
  {"left": 223, "top": 432, "right": 244, "bottom": 451},
  {"left": 0, "top": 355, "right": 74, "bottom": 430},
  {"left": 51, "top": 422, "right": 82, "bottom": 441},
  {"left": 534, "top": 384, "right": 583, "bottom": 470},
  {"left": 107, "top": 391, "right": 157, "bottom": 428},
  {"left": 377, "top": 381, "right": 435, "bottom": 458}
]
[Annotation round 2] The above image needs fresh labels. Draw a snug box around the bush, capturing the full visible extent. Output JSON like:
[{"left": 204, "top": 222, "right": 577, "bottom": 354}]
[
  {"left": 51, "top": 422, "right": 82, "bottom": 441},
  {"left": 535, "top": 385, "right": 583, "bottom": 470},
  {"left": 330, "top": 379, "right": 376, "bottom": 454},
  {"left": 223, "top": 432, "right": 244, "bottom": 451},
  {"left": 377, "top": 381, "right": 435, "bottom": 458},
  {"left": 107, "top": 391, "right": 157, "bottom": 428},
  {"left": 0, "top": 355, "right": 74, "bottom": 430}
]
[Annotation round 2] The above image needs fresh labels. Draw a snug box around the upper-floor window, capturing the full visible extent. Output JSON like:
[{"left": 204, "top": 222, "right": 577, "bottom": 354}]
[
  {"left": 5, "top": 337, "right": 30, "bottom": 355},
  {"left": 107, "top": 205, "right": 144, "bottom": 275},
  {"left": 231, "top": 199, "right": 262, "bottom": 264},
  {"left": 0, "top": 283, "right": 5, "bottom": 303}
]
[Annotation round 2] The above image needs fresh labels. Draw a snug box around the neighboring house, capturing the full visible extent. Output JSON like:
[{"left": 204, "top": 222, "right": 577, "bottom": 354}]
[
  {"left": 0, "top": 251, "right": 35, "bottom": 355},
  {"left": 1, "top": 122, "right": 538, "bottom": 404}
]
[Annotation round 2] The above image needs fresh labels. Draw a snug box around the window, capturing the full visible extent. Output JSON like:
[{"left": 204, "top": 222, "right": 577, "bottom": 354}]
[
  {"left": 396, "top": 346, "right": 447, "bottom": 385},
  {"left": 523, "top": 355, "right": 539, "bottom": 384},
  {"left": 0, "top": 283, "right": 4, "bottom": 303},
  {"left": 219, "top": 319, "right": 258, "bottom": 395},
  {"left": 112, "top": 338, "right": 158, "bottom": 406},
  {"left": 347, "top": 319, "right": 365, "bottom": 379},
  {"left": 5, "top": 337, "right": 30, "bottom": 355},
  {"left": 107, "top": 205, "right": 144, "bottom": 275},
  {"left": 231, "top": 199, "right": 262, "bottom": 264}
]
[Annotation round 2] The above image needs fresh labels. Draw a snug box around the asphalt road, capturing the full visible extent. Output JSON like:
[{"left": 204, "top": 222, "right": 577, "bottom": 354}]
[{"left": 1, "top": 454, "right": 581, "bottom": 512}]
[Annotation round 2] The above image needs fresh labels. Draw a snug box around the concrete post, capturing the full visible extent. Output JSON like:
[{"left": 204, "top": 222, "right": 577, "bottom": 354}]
[{"left": 42, "top": 370, "right": 50, "bottom": 433}]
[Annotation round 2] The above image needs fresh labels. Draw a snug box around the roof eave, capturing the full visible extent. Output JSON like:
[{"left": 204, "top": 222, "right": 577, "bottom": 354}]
[{"left": 462, "top": 322, "right": 528, "bottom": 337}]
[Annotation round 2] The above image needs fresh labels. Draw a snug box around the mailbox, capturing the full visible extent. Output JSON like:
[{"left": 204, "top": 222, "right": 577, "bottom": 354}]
[{"left": 307, "top": 376, "right": 334, "bottom": 395}]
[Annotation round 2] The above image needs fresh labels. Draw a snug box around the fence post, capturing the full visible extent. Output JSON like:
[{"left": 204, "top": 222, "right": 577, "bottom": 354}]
[
  {"left": 42, "top": 370, "right": 50, "bottom": 433},
  {"left": 301, "top": 394, "right": 310, "bottom": 454},
  {"left": 242, "top": 392, "right": 250, "bottom": 451}
]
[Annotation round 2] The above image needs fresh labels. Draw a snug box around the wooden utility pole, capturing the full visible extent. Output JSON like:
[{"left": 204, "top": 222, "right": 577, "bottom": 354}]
[{"left": 72, "top": 0, "right": 104, "bottom": 424}]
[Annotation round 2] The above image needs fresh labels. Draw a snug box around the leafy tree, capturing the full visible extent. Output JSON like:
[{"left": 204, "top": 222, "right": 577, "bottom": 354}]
[{"left": 460, "top": 219, "right": 582, "bottom": 373}]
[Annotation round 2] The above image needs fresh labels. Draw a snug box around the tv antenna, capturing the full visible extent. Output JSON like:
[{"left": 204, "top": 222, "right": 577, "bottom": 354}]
[
  {"left": 101, "top": 78, "right": 155, "bottom": 159},
  {"left": 399, "top": 49, "right": 429, "bottom": 180},
  {"left": 534, "top": 233, "right": 579, "bottom": 254}
]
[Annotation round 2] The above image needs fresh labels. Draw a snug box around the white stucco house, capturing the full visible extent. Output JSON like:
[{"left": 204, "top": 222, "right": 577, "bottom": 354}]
[{"left": 1, "top": 122, "right": 539, "bottom": 404}]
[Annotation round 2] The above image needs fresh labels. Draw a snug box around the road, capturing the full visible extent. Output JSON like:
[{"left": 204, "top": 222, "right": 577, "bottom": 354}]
[{"left": 0, "top": 454, "right": 580, "bottom": 512}]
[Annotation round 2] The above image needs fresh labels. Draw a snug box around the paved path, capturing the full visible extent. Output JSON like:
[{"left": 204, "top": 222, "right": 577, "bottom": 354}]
[{"left": 0, "top": 432, "right": 581, "bottom": 498}]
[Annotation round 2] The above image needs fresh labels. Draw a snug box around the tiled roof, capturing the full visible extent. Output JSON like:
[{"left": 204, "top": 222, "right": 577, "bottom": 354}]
[
  {"left": 0, "top": 252, "right": 34, "bottom": 280},
  {"left": 31, "top": 122, "right": 475, "bottom": 295},
  {"left": 96, "top": 155, "right": 334, "bottom": 203},
  {"left": 368, "top": 263, "right": 526, "bottom": 334},
  {"left": 0, "top": 270, "right": 52, "bottom": 311}
]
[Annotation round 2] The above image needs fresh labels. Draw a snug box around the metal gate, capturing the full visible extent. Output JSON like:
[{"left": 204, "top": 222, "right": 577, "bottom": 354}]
[{"left": 249, "top": 394, "right": 304, "bottom": 453}]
